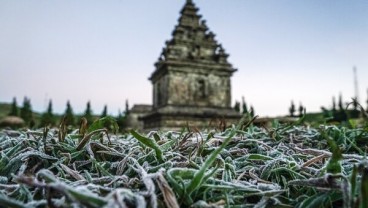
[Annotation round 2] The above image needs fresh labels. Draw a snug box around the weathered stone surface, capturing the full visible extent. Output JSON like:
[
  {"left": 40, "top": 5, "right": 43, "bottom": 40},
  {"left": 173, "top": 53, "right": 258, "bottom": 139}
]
[
  {"left": 142, "top": 105, "right": 241, "bottom": 131},
  {"left": 166, "top": 71, "right": 231, "bottom": 107},
  {"left": 124, "top": 105, "right": 152, "bottom": 130}
]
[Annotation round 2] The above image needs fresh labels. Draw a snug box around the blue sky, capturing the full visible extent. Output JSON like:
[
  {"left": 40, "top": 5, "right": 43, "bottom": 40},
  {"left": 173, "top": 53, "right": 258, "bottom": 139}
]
[{"left": 0, "top": 0, "right": 367, "bottom": 117}]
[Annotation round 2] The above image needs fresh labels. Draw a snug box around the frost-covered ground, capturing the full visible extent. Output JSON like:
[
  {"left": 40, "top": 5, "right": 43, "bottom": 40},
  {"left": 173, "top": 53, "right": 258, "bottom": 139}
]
[{"left": 0, "top": 119, "right": 367, "bottom": 207}]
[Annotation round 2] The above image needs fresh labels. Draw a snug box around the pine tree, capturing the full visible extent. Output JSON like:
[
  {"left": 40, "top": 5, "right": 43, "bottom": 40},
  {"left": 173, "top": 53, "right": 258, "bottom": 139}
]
[
  {"left": 8, "top": 97, "right": 19, "bottom": 116},
  {"left": 116, "top": 109, "right": 126, "bottom": 131},
  {"left": 234, "top": 101, "right": 240, "bottom": 113},
  {"left": 125, "top": 100, "right": 130, "bottom": 115},
  {"left": 101, "top": 105, "right": 108, "bottom": 118},
  {"left": 335, "top": 94, "right": 347, "bottom": 122},
  {"left": 83, "top": 101, "right": 94, "bottom": 125},
  {"left": 289, "top": 101, "right": 295, "bottom": 117},
  {"left": 338, "top": 93, "right": 344, "bottom": 111},
  {"left": 40, "top": 100, "right": 56, "bottom": 127},
  {"left": 249, "top": 106, "right": 255, "bottom": 117},
  {"left": 332, "top": 96, "right": 336, "bottom": 111},
  {"left": 298, "top": 103, "right": 304, "bottom": 117},
  {"left": 20, "top": 97, "right": 33, "bottom": 126},
  {"left": 242, "top": 97, "right": 248, "bottom": 114},
  {"left": 64, "top": 101, "right": 75, "bottom": 126}
]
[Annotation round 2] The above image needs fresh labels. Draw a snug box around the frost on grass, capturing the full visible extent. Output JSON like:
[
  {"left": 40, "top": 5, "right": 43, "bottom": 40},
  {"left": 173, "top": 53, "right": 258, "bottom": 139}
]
[{"left": 0, "top": 119, "right": 368, "bottom": 207}]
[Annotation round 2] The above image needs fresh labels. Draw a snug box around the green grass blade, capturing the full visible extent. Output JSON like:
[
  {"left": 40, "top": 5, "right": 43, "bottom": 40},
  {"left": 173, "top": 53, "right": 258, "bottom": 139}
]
[
  {"left": 88, "top": 116, "right": 119, "bottom": 133},
  {"left": 130, "top": 130, "right": 165, "bottom": 163}
]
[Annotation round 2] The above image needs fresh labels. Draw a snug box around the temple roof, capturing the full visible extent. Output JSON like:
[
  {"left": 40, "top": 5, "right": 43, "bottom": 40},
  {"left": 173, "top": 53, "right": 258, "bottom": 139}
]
[{"left": 153, "top": 0, "right": 235, "bottom": 72}]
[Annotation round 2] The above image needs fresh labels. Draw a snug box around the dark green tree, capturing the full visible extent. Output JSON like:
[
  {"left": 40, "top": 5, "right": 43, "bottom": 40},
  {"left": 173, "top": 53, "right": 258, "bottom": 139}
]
[
  {"left": 125, "top": 99, "right": 129, "bottom": 115},
  {"left": 332, "top": 94, "right": 347, "bottom": 122},
  {"left": 289, "top": 101, "right": 295, "bottom": 117},
  {"left": 64, "top": 101, "right": 75, "bottom": 126},
  {"left": 40, "top": 100, "right": 56, "bottom": 127},
  {"left": 350, "top": 98, "right": 360, "bottom": 118},
  {"left": 338, "top": 94, "right": 344, "bottom": 110},
  {"left": 332, "top": 96, "right": 336, "bottom": 112},
  {"left": 242, "top": 97, "right": 248, "bottom": 114},
  {"left": 8, "top": 97, "right": 19, "bottom": 116},
  {"left": 249, "top": 106, "right": 255, "bottom": 117},
  {"left": 298, "top": 103, "right": 304, "bottom": 117},
  {"left": 101, "top": 105, "right": 108, "bottom": 118},
  {"left": 116, "top": 109, "right": 126, "bottom": 131},
  {"left": 234, "top": 101, "right": 240, "bottom": 113},
  {"left": 83, "top": 101, "right": 94, "bottom": 125},
  {"left": 20, "top": 97, "right": 33, "bottom": 126}
]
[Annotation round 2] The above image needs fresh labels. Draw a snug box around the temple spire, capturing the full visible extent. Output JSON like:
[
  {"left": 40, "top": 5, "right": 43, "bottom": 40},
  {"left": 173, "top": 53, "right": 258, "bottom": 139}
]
[{"left": 153, "top": 0, "right": 234, "bottom": 68}]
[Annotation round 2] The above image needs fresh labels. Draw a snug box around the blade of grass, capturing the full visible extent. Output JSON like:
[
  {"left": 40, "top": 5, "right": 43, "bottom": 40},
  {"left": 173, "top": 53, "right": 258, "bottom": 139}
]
[
  {"left": 185, "top": 114, "right": 250, "bottom": 202},
  {"left": 130, "top": 130, "right": 165, "bottom": 163}
]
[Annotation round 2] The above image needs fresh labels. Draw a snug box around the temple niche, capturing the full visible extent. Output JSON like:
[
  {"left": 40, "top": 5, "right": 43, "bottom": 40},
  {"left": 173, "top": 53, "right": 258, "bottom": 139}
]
[{"left": 138, "top": 0, "right": 241, "bottom": 130}]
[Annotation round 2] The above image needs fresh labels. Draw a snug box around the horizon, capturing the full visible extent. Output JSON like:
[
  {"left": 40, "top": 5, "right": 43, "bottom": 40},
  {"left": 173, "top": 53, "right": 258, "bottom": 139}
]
[{"left": 1, "top": 0, "right": 367, "bottom": 117}]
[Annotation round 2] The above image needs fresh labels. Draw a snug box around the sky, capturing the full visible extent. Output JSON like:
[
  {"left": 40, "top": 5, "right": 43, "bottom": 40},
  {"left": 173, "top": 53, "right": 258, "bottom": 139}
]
[{"left": 0, "top": 0, "right": 367, "bottom": 117}]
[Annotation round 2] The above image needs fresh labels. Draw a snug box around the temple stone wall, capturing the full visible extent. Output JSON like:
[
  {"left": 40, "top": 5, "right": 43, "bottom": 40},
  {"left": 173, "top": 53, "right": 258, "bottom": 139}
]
[
  {"left": 143, "top": 115, "right": 241, "bottom": 132},
  {"left": 153, "top": 76, "right": 169, "bottom": 108},
  {"left": 124, "top": 105, "right": 152, "bottom": 130},
  {"left": 167, "top": 71, "right": 230, "bottom": 107}
]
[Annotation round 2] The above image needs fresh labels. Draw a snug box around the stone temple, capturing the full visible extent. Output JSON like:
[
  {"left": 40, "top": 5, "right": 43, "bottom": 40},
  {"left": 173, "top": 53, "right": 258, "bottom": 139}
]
[{"left": 127, "top": 0, "right": 241, "bottom": 131}]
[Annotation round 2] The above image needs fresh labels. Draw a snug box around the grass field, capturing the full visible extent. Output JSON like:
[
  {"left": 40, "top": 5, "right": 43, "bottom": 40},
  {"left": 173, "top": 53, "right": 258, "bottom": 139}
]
[{"left": 0, "top": 116, "right": 367, "bottom": 207}]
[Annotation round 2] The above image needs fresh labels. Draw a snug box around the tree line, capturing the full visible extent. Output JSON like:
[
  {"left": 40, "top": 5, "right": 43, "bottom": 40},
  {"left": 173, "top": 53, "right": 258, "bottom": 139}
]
[
  {"left": 7, "top": 97, "right": 128, "bottom": 130},
  {"left": 288, "top": 101, "right": 305, "bottom": 118},
  {"left": 234, "top": 97, "right": 255, "bottom": 117},
  {"left": 288, "top": 90, "right": 368, "bottom": 121},
  {"left": 237, "top": 90, "right": 368, "bottom": 120},
  {"left": 319, "top": 93, "right": 367, "bottom": 122}
]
